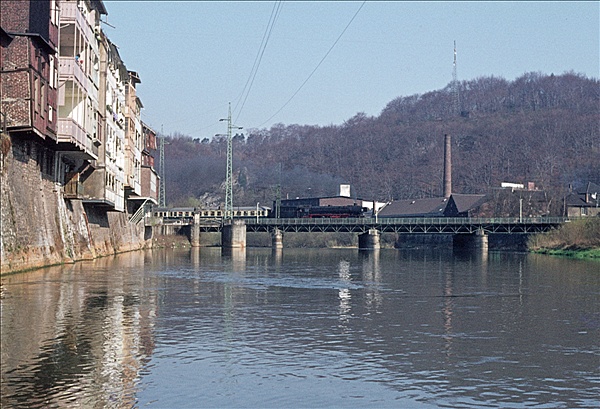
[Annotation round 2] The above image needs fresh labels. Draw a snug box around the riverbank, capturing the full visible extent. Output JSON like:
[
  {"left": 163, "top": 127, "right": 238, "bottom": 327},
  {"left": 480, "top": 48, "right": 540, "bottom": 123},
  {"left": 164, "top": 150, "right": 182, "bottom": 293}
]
[
  {"left": 0, "top": 137, "right": 150, "bottom": 275},
  {"left": 528, "top": 218, "right": 600, "bottom": 260}
]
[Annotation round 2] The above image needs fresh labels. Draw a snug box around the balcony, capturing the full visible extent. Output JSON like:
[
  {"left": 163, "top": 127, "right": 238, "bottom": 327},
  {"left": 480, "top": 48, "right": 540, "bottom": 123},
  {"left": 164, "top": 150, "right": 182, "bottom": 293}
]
[
  {"left": 59, "top": 1, "right": 94, "bottom": 45},
  {"left": 58, "top": 117, "right": 98, "bottom": 160},
  {"left": 59, "top": 57, "right": 89, "bottom": 91}
]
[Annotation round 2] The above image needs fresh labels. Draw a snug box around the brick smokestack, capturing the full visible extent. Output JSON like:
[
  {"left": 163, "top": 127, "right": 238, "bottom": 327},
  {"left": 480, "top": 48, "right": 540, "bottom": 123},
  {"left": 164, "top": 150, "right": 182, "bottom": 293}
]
[{"left": 443, "top": 134, "right": 452, "bottom": 198}]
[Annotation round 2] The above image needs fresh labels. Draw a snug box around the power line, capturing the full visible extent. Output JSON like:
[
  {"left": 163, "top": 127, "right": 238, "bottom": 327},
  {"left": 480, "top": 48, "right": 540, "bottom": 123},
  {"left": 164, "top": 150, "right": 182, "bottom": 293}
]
[
  {"left": 255, "top": 1, "right": 366, "bottom": 128},
  {"left": 234, "top": 1, "right": 283, "bottom": 123}
]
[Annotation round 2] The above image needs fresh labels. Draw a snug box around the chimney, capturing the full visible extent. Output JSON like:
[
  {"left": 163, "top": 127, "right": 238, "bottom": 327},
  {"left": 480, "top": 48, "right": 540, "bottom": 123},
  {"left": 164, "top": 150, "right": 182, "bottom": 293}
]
[
  {"left": 443, "top": 134, "right": 452, "bottom": 198},
  {"left": 339, "top": 184, "right": 351, "bottom": 197}
]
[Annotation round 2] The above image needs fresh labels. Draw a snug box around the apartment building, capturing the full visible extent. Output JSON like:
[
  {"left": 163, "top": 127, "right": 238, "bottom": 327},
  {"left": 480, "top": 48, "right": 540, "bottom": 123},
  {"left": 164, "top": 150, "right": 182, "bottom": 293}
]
[
  {"left": 1, "top": 0, "right": 60, "bottom": 179},
  {"left": 57, "top": 0, "right": 105, "bottom": 198},
  {"left": 140, "top": 122, "right": 159, "bottom": 204},
  {"left": 2, "top": 0, "right": 155, "bottom": 217},
  {"left": 124, "top": 70, "right": 143, "bottom": 203}
]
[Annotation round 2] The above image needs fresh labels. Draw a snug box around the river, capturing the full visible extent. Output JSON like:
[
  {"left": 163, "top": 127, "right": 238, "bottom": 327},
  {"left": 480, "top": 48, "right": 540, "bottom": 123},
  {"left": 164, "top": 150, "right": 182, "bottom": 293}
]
[{"left": 1, "top": 248, "right": 598, "bottom": 408}]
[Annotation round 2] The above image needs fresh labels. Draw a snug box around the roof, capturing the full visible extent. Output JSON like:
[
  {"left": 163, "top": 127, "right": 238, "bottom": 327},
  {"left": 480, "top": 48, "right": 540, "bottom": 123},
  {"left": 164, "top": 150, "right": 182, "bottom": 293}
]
[
  {"left": 378, "top": 193, "right": 486, "bottom": 218},
  {"left": 566, "top": 181, "right": 600, "bottom": 208},
  {"left": 585, "top": 182, "right": 600, "bottom": 196},
  {"left": 451, "top": 194, "right": 487, "bottom": 213},
  {"left": 378, "top": 197, "right": 450, "bottom": 217}
]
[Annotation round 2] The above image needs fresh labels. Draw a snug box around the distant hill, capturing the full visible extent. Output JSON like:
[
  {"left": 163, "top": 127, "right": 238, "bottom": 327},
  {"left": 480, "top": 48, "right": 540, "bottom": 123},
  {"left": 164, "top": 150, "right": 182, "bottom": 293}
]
[{"left": 161, "top": 72, "right": 599, "bottom": 216}]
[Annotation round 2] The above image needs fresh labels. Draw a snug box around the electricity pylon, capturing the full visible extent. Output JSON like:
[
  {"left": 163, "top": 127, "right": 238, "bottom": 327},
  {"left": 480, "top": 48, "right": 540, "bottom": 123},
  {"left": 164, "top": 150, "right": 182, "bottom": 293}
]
[{"left": 158, "top": 125, "right": 166, "bottom": 207}]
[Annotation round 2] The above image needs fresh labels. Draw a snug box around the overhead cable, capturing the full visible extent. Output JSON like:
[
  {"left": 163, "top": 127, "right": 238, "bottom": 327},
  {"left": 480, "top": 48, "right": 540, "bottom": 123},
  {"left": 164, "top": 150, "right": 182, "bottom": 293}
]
[
  {"left": 255, "top": 1, "right": 366, "bottom": 128},
  {"left": 233, "top": 1, "right": 283, "bottom": 123}
]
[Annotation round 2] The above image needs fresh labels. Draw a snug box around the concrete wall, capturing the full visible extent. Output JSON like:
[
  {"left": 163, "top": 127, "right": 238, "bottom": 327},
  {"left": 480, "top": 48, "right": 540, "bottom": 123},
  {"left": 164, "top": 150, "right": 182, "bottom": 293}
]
[{"left": 1, "top": 136, "right": 148, "bottom": 274}]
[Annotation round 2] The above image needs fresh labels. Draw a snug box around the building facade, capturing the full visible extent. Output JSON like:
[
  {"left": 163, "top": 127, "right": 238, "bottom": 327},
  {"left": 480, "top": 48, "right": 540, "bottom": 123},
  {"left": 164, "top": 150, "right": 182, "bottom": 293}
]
[
  {"left": 2, "top": 0, "right": 156, "bottom": 217},
  {"left": 140, "top": 122, "right": 159, "bottom": 203},
  {"left": 566, "top": 182, "right": 600, "bottom": 218},
  {"left": 1, "top": 0, "right": 60, "bottom": 180}
]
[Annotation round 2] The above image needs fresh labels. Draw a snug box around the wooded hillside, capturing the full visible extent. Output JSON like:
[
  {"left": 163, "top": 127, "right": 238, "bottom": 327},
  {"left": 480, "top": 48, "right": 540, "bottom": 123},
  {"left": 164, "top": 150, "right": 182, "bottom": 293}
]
[{"left": 159, "top": 72, "right": 599, "bottom": 216}]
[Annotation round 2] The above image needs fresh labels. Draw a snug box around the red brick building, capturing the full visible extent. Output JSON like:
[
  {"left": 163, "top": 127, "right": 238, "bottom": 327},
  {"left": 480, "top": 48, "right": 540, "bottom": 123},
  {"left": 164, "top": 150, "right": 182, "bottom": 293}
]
[{"left": 1, "top": 0, "right": 60, "bottom": 177}]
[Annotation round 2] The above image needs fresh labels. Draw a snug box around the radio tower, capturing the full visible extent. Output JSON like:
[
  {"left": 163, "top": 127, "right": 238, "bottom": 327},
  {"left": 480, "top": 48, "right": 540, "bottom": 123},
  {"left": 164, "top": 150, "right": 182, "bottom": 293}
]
[
  {"left": 220, "top": 103, "right": 243, "bottom": 221},
  {"left": 158, "top": 125, "right": 166, "bottom": 207},
  {"left": 452, "top": 40, "right": 460, "bottom": 117}
]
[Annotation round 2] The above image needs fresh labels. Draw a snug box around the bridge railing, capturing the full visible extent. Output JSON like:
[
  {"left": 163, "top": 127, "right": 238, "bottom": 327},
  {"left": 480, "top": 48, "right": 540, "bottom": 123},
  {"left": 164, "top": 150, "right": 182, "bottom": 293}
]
[{"left": 243, "top": 216, "right": 568, "bottom": 226}]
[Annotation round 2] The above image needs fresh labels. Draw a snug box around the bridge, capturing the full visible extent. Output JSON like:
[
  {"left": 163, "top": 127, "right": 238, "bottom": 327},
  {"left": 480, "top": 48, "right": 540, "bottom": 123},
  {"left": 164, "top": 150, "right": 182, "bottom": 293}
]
[
  {"left": 200, "top": 217, "right": 565, "bottom": 234},
  {"left": 150, "top": 213, "right": 566, "bottom": 251}
]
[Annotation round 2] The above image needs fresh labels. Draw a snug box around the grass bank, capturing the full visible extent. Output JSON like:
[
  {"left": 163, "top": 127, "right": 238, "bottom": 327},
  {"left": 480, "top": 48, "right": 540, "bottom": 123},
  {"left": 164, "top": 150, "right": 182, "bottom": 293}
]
[{"left": 528, "top": 218, "right": 600, "bottom": 260}]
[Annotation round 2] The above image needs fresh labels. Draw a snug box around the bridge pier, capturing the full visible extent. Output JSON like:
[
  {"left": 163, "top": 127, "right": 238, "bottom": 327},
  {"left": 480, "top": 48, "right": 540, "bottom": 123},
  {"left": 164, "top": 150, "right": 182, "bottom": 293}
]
[
  {"left": 358, "top": 229, "right": 380, "bottom": 250},
  {"left": 222, "top": 219, "right": 246, "bottom": 249},
  {"left": 453, "top": 228, "right": 488, "bottom": 252},
  {"left": 271, "top": 227, "right": 284, "bottom": 249},
  {"left": 190, "top": 223, "right": 201, "bottom": 247}
]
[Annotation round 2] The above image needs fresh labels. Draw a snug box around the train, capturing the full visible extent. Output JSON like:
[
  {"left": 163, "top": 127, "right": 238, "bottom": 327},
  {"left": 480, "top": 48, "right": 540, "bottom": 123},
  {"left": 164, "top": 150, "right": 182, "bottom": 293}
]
[
  {"left": 278, "top": 204, "right": 367, "bottom": 219},
  {"left": 153, "top": 207, "right": 269, "bottom": 223},
  {"left": 153, "top": 204, "right": 368, "bottom": 222}
]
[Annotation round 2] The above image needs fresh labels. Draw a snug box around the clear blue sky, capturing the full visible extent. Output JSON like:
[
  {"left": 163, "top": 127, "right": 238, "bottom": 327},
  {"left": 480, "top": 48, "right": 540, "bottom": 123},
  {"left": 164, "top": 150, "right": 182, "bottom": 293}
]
[{"left": 102, "top": 1, "right": 599, "bottom": 138}]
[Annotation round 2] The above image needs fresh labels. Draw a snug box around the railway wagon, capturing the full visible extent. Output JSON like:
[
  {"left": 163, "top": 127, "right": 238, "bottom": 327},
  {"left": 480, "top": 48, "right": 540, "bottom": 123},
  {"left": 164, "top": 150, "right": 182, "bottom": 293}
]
[{"left": 153, "top": 207, "right": 270, "bottom": 223}]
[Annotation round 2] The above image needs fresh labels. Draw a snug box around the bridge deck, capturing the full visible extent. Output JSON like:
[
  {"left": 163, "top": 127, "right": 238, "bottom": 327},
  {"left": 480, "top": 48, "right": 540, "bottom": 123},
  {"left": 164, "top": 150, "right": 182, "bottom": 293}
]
[{"left": 166, "top": 217, "right": 567, "bottom": 234}]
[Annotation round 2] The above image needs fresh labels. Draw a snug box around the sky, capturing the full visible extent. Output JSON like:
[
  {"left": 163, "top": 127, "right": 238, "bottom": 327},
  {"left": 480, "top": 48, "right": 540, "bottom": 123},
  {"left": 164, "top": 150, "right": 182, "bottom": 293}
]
[{"left": 102, "top": 1, "right": 599, "bottom": 138}]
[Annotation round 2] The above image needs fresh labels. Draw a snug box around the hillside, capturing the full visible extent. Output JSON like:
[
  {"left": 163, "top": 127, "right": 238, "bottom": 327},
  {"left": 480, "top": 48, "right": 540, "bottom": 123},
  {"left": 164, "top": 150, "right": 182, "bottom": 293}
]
[{"left": 160, "top": 72, "right": 599, "bottom": 215}]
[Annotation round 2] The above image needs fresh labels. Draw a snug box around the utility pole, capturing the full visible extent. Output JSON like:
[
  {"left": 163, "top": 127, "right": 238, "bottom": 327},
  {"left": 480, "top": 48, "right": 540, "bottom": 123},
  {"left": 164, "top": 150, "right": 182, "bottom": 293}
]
[
  {"left": 275, "top": 162, "right": 282, "bottom": 219},
  {"left": 158, "top": 124, "right": 166, "bottom": 207},
  {"left": 219, "top": 103, "right": 242, "bottom": 221}
]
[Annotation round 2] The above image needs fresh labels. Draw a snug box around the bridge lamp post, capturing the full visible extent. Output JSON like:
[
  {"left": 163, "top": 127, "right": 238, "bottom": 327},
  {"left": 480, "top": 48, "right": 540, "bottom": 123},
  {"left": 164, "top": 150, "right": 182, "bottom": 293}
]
[
  {"left": 519, "top": 198, "right": 523, "bottom": 223},
  {"left": 256, "top": 202, "right": 260, "bottom": 223}
]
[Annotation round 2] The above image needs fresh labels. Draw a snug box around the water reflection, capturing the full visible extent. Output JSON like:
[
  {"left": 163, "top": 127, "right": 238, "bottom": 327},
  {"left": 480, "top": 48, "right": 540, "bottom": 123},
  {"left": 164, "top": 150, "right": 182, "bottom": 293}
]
[
  {"left": 338, "top": 259, "right": 352, "bottom": 324},
  {"left": 360, "top": 250, "right": 383, "bottom": 312},
  {"left": 1, "top": 248, "right": 599, "bottom": 408},
  {"left": 1, "top": 253, "right": 159, "bottom": 408}
]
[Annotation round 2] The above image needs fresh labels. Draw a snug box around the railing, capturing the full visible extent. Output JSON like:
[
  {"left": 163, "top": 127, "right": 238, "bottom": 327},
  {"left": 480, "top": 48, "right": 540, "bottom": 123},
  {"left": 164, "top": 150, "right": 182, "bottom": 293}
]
[
  {"left": 245, "top": 216, "right": 568, "bottom": 226},
  {"left": 59, "top": 2, "right": 94, "bottom": 45},
  {"left": 57, "top": 118, "right": 98, "bottom": 160},
  {"left": 156, "top": 215, "right": 567, "bottom": 234},
  {"left": 129, "top": 199, "right": 151, "bottom": 225},
  {"left": 59, "top": 57, "right": 88, "bottom": 91}
]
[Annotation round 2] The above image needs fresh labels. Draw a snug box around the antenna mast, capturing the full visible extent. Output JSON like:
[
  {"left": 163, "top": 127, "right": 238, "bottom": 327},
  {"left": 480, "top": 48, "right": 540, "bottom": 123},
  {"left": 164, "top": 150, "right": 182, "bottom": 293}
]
[
  {"left": 158, "top": 125, "right": 166, "bottom": 207},
  {"left": 452, "top": 40, "right": 460, "bottom": 117}
]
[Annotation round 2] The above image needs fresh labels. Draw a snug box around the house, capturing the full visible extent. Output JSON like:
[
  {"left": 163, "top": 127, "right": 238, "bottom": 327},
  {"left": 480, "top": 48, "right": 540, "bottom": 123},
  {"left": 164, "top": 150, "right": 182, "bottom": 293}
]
[
  {"left": 139, "top": 122, "right": 159, "bottom": 204},
  {"left": 378, "top": 194, "right": 486, "bottom": 218},
  {"left": 565, "top": 182, "right": 600, "bottom": 217},
  {"left": 275, "top": 185, "right": 387, "bottom": 218}
]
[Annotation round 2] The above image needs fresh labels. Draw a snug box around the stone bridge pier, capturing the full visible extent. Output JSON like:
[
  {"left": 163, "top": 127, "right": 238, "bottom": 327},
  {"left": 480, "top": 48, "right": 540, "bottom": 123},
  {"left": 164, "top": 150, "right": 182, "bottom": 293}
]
[
  {"left": 222, "top": 219, "right": 247, "bottom": 249},
  {"left": 358, "top": 229, "right": 381, "bottom": 250},
  {"left": 453, "top": 228, "right": 489, "bottom": 252},
  {"left": 271, "top": 228, "right": 284, "bottom": 249}
]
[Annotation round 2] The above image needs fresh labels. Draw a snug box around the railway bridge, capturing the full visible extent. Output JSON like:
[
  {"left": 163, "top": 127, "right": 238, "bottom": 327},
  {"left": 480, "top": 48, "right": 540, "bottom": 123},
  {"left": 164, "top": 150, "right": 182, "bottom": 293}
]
[{"left": 150, "top": 213, "right": 566, "bottom": 251}]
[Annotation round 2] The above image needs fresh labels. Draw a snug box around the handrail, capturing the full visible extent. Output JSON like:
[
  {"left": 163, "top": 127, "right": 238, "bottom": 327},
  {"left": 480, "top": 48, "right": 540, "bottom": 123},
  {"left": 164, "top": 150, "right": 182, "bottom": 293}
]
[
  {"left": 129, "top": 199, "right": 150, "bottom": 224},
  {"left": 243, "top": 216, "right": 569, "bottom": 226}
]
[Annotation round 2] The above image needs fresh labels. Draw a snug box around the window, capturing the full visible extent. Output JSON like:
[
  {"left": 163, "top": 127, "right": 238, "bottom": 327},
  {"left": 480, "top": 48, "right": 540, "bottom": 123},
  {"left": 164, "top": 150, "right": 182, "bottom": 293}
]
[
  {"left": 34, "top": 75, "right": 40, "bottom": 110},
  {"left": 49, "top": 55, "right": 56, "bottom": 88}
]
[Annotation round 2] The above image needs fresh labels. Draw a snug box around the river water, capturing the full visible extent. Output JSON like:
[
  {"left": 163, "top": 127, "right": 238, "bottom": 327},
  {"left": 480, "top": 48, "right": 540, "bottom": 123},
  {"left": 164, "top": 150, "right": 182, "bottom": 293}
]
[{"left": 1, "top": 248, "right": 598, "bottom": 408}]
